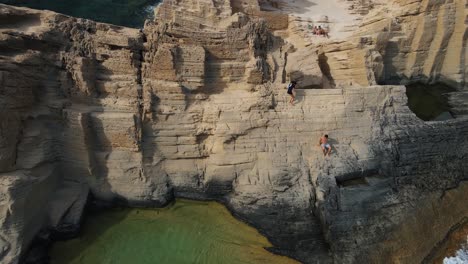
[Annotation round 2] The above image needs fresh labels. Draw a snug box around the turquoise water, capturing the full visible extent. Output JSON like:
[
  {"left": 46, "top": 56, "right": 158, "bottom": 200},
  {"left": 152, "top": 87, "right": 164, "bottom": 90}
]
[
  {"left": 49, "top": 199, "right": 298, "bottom": 264},
  {"left": 0, "top": 0, "right": 160, "bottom": 27}
]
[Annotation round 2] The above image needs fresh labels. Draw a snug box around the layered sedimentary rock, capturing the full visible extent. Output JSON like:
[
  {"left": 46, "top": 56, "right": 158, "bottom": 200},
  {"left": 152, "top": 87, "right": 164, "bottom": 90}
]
[
  {"left": 302, "top": 0, "right": 468, "bottom": 95},
  {"left": 0, "top": 1, "right": 467, "bottom": 264}
]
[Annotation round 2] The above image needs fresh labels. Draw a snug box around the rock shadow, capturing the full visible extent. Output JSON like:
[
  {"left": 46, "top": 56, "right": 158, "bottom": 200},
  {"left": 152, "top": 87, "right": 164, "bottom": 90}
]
[
  {"left": 380, "top": 41, "right": 401, "bottom": 84},
  {"left": 203, "top": 52, "right": 229, "bottom": 94},
  {"left": 318, "top": 53, "right": 335, "bottom": 88},
  {"left": 0, "top": 10, "right": 41, "bottom": 31},
  {"left": 405, "top": 82, "right": 456, "bottom": 121},
  {"left": 48, "top": 204, "right": 131, "bottom": 263},
  {"left": 82, "top": 110, "right": 115, "bottom": 202}
]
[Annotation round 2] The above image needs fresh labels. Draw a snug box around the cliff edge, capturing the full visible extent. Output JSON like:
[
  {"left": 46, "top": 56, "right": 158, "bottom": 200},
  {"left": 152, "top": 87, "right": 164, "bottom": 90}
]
[{"left": 0, "top": 1, "right": 467, "bottom": 263}]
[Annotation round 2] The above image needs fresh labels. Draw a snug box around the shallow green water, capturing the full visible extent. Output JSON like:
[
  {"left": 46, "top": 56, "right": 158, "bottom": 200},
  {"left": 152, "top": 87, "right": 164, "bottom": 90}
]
[
  {"left": 50, "top": 199, "right": 298, "bottom": 264},
  {"left": 0, "top": 0, "right": 159, "bottom": 27},
  {"left": 405, "top": 83, "right": 455, "bottom": 121}
]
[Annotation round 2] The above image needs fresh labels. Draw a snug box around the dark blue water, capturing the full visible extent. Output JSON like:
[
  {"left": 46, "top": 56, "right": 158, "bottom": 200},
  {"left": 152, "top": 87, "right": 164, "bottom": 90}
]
[{"left": 0, "top": 0, "right": 160, "bottom": 27}]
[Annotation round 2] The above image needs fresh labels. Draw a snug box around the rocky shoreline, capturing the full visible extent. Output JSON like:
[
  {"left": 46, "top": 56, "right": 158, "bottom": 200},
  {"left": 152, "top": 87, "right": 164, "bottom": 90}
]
[
  {"left": 423, "top": 218, "right": 468, "bottom": 264},
  {"left": 0, "top": 0, "right": 467, "bottom": 263}
]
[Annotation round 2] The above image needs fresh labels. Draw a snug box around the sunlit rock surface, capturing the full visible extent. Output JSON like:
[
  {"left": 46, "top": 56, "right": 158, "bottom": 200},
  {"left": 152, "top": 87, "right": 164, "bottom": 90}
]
[{"left": 0, "top": 1, "right": 467, "bottom": 263}]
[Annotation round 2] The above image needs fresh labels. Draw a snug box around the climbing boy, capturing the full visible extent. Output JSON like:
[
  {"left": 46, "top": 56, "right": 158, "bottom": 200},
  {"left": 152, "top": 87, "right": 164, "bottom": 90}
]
[
  {"left": 319, "top": 134, "right": 332, "bottom": 156},
  {"left": 287, "top": 81, "right": 297, "bottom": 105}
]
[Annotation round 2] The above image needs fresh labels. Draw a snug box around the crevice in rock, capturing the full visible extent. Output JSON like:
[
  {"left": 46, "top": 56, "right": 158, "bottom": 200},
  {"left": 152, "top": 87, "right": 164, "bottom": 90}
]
[
  {"left": 0, "top": 12, "right": 41, "bottom": 30},
  {"left": 282, "top": 51, "right": 288, "bottom": 83}
]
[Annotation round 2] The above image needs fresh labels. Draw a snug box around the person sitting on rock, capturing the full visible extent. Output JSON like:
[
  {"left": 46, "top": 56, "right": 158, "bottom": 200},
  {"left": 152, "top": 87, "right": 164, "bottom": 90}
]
[
  {"left": 312, "top": 26, "right": 318, "bottom": 35},
  {"left": 319, "top": 26, "right": 329, "bottom": 38},
  {"left": 287, "top": 81, "right": 297, "bottom": 105},
  {"left": 319, "top": 134, "right": 332, "bottom": 156},
  {"left": 318, "top": 26, "right": 325, "bottom": 36}
]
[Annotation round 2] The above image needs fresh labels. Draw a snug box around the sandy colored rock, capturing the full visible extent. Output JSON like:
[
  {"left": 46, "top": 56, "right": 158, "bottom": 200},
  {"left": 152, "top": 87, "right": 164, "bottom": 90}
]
[{"left": 0, "top": 1, "right": 467, "bottom": 264}]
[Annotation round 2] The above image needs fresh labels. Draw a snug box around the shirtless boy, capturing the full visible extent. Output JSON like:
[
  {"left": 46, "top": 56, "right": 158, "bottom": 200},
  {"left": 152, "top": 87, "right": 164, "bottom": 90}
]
[{"left": 319, "top": 134, "right": 332, "bottom": 156}]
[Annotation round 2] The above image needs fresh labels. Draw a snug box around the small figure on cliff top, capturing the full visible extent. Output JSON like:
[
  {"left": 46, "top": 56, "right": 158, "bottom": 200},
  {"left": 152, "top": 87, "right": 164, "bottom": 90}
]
[
  {"left": 319, "top": 134, "right": 332, "bottom": 157},
  {"left": 316, "top": 26, "right": 329, "bottom": 38},
  {"left": 312, "top": 26, "right": 318, "bottom": 35},
  {"left": 287, "top": 81, "right": 297, "bottom": 105}
]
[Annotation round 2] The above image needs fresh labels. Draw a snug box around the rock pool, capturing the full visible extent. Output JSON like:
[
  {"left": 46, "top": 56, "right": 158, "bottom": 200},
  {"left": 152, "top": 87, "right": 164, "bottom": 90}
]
[{"left": 49, "top": 199, "right": 298, "bottom": 264}]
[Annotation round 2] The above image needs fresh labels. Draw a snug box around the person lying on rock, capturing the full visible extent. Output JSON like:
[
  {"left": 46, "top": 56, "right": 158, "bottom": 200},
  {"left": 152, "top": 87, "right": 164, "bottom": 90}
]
[
  {"left": 319, "top": 134, "right": 332, "bottom": 156},
  {"left": 287, "top": 81, "right": 297, "bottom": 105}
]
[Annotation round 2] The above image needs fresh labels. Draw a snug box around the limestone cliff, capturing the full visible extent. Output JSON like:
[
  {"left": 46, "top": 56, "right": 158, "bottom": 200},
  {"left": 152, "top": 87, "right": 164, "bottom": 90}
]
[
  {"left": 301, "top": 0, "right": 468, "bottom": 114},
  {"left": 0, "top": 1, "right": 467, "bottom": 264}
]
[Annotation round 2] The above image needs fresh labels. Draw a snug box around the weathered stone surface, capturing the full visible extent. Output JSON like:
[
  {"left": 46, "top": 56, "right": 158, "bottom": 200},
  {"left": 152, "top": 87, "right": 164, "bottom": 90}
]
[
  {"left": 0, "top": 1, "right": 467, "bottom": 264},
  {"left": 302, "top": 0, "right": 468, "bottom": 90}
]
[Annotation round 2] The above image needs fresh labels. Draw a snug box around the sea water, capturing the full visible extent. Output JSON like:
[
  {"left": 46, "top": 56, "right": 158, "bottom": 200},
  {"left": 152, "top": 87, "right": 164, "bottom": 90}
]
[
  {"left": 0, "top": 0, "right": 160, "bottom": 27},
  {"left": 49, "top": 199, "right": 298, "bottom": 264}
]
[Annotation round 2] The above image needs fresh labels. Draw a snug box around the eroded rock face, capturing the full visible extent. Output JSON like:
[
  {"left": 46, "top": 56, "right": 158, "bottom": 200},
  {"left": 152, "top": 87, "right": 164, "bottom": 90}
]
[
  {"left": 308, "top": 0, "right": 468, "bottom": 105},
  {"left": 0, "top": 1, "right": 467, "bottom": 264}
]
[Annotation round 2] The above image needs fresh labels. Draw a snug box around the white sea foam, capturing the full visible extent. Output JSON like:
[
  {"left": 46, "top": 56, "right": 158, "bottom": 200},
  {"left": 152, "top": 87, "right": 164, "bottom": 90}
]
[
  {"left": 145, "top": 1, "right": 161, "bottom": 14},
  {"left": 444, "top": 237, "right": 468, "bottom": 264}
]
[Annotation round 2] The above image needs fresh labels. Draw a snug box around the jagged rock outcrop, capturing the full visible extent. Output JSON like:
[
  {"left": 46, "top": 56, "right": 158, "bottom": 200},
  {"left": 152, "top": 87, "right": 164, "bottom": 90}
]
[{"left": 0, "top": 1, "right": 467, "bottom": 264}]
